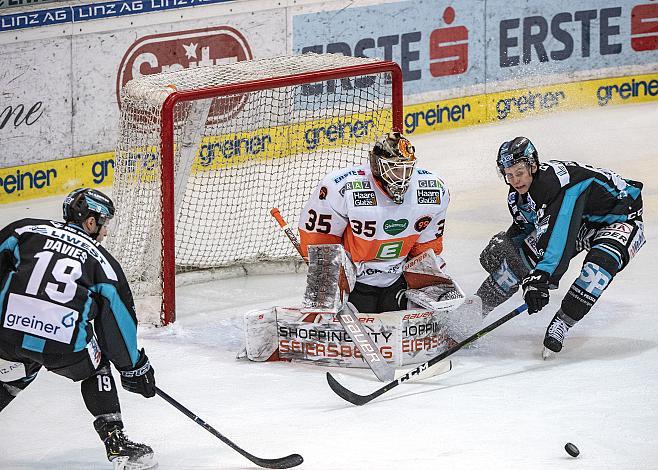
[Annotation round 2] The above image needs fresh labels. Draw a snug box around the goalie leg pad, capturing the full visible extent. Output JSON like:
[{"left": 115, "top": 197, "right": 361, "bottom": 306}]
[{"left": 302, "top": 244, "right": 356, "bottom": 314}]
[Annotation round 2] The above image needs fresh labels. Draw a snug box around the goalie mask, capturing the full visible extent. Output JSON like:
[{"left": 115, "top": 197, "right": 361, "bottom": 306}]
[
  {"left": 63, "top": 188, "right": 115, "bottom": 240},
  {"left": 369, "top": 132, "right": 417, "bottom": 204}
]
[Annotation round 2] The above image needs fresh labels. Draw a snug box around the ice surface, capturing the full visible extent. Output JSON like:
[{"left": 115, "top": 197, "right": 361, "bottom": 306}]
[{"left": 1, "top": 103, "right": 657, "bottom": 469}]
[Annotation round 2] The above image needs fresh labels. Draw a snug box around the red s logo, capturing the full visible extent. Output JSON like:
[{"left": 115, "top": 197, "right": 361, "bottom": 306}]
[
  {"left": 631, "top": 4, "right": 658, "bottom": 52},
  {"left": 429, "top": 7, "right": 468, "bottom": 77}
]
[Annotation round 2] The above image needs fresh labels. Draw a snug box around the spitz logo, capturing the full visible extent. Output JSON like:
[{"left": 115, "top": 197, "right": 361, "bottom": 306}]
[{"left": 117, "top": 26, "right": 253, "bottom": 123}]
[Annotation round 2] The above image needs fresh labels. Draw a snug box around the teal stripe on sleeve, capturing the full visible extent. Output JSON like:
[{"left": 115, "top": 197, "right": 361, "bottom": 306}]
[
  {"left": 536, "top": 178, "right": 594, "bottom": 275},
  {"left": 90, "top": 283, "right": 139, "bottom": 366},
  {"left": 0, "top": 236, "right": 19, "bottom": 265},
  {"left": 73, "top": 293, "right": 94, "bottom": 352}
]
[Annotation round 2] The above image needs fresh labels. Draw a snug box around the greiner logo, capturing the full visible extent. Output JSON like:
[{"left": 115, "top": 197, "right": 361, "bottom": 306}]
[
  {"left": 0, "top": 167, "right": 57, "bottom": 194},
  {"left": 199, "top": 134, "right": 272, "bottom": 166},
  {"left": 596, "top": 78, "right": 658, "bottom": 106},
  {"left": 304, "top": 119, "right": 375, "bottom": 150},
  {"left": 496, "top": 90, "right": 566, "bottom": 120},
  {"left": 5, "top": 293, "right": 79, "bottom": 344}
]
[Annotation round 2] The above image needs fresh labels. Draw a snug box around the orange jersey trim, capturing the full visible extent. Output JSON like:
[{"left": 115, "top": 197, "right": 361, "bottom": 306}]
[
  {"left": 299, "top": 230, "right": 343, "bottom": 257},
  {"left": 300, "top": 230, "right": 443, "bottom": 262},
  {"left": 409, "top": 237, "right": 443, "bottom": 258},
  {"left": 343, "top": 231, "right": 419, "bottom": 262}
]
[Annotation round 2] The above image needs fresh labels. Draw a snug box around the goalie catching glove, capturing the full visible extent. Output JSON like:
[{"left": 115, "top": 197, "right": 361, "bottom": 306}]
[
  {"left": 402, "top": 250, "right": 464, "bottom": 312},
  {"left": 119, "top": 349, "right": 156, "bottom": 398}
]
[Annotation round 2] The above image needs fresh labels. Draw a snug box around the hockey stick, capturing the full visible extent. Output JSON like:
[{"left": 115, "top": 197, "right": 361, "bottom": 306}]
[
  {"left": 270, "top": 208, "right": 394, "bottom": 382},
  {"left": 326, "top": 303, "right": 528, "bottom": 406},
  {"left": 393, "top": 359, "right": 452, "bottom": 382},
  {"left": 156, "top": 387, "right": 303, "bottom": 469}
]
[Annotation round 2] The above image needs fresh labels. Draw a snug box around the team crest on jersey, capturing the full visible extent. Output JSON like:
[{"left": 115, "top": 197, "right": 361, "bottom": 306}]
[
  {"left": 414, "top": 216, "right": 432, "bottom": 232},
  {"left": 319, "top": 186, "right": 328, "bottom": 200},
  {"left": 353, "top": 191, "right": 377, "bottom": 206},
  {"left": 417, "top": 189, "right": 441, "bottom": 204}
]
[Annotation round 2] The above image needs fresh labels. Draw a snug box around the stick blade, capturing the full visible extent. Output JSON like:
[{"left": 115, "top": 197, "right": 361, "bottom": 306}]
[
  {"left": 326, "top": 372, "right": 376, "bottom": 406},
  {"left": 250, "top": 453, "right": 304, "bottom": 469}
]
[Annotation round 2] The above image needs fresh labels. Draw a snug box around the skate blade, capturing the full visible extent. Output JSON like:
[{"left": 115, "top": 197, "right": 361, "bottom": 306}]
[
  {"left": 113, "top": 457, "right": 129, "bottom": 470},
  {"left": 112, "top": 455, "right": 158, "bottom": 470},
  {"left": 542, "top": 347, "right": 555, "bottom": 360}
]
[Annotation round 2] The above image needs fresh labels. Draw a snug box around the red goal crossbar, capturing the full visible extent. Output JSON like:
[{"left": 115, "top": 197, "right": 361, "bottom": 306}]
[{"left": 158, "top": 60, "right": 403, "bottom": 325}]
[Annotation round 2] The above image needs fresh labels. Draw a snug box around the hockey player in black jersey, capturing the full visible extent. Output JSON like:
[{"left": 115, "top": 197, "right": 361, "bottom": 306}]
[
  {"left": 0, "top": 188, "right": 157, "bottom": 469},
  {"left": 474, "top": 137, "right": 645, "bottom": 357}
]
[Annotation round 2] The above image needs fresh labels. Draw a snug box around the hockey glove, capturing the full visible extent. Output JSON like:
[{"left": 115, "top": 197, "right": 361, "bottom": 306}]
[
  {"left": 521, "top": 270, "right": 550, "bottom": 314},
  {"left": 119, "top": 349, "right": 156, "bottom": 398}
]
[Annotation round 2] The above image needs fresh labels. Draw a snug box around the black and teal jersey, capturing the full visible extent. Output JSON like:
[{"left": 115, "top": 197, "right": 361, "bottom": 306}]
[
  {"left": 0, "top": 218, "right": 140, "bottom": 369},
  {"left": 507, "top": 160, "right": 643, "bottom": 282}
]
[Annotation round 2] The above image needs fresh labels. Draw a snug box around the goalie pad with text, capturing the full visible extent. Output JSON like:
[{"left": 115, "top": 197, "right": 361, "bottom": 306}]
[
  {"left": 242, "top": 306, "right": 459, "bottom": 368},
  {"left": 302, "top": 244, "right": 356, "bottom": 314}
]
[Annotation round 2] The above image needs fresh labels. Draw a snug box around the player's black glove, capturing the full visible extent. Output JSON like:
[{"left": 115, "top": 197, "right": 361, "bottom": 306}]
[
  {"left": 119, "top": 349, "right": 156, "bottom": 398},
  {"left": 521, "top": 270, "right": 550, "bottom": 314}
]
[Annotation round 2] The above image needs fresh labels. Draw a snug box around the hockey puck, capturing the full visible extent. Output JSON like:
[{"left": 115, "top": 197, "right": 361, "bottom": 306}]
[{"left": 564, "top": 443, "right": 580, "bottom": 457}]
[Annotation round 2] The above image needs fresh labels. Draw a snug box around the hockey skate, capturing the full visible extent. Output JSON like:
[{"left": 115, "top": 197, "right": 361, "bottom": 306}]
[
  {"left": 542, "top": 311, "right": 576, "bottom": 359},
  {"left": 102, "top": 427, "right": 157, "bottom": 470}
]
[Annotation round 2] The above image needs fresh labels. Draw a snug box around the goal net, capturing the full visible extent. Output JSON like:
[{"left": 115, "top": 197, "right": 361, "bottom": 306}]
[{"left": 108, "top": 53, "right": 403, "bottom": 325}]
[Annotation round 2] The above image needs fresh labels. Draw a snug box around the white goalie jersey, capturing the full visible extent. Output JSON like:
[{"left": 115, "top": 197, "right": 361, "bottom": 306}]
[{"left": 298, "top": 164, "right": 450, "bottom": 288}]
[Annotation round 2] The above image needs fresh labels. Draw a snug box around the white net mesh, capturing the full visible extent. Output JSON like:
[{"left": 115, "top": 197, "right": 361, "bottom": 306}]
[{"left": 108, "top": 54, "right": 396, "bottom": 319}]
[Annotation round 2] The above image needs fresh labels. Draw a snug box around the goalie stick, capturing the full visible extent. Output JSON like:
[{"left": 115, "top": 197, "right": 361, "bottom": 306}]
[
  {"left": 326, "top": 303, "right": 528, "bottom": 406},
  {"left": 270, "top": 208, "right": 395, "bottom": 382},
  {"left": 156, "top": 387, "right": 303, "bottom": 469}
]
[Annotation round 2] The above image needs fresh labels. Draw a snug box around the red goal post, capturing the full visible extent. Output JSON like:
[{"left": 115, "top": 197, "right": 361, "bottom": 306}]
[{"left": 110, "top": 54, "right": 403, "bottom": 325}]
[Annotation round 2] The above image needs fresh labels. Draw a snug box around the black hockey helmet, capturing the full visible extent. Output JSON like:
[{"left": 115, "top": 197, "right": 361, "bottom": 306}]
[
  {"left": 63, "top": 188, "right": 115, "bottom": 238},
  {"left": 496, "top": 136, "right": 539, "bottom": 176},
  {"left": 369, "top": 131, "right": 417, "bottom": 204}
]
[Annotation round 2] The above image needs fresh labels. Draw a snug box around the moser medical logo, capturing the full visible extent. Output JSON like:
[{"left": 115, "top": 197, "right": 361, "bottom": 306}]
[
  {"left": 498, "top": 3, "right": 658, "bottom": 70},
  {"left": 117, "top": 26, "right": 253, "bottom": 122}
]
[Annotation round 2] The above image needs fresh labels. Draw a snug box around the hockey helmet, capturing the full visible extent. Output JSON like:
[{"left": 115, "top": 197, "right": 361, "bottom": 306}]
[
  {"left": 496, "top": 136, "right": 539, "bottom": 176},
  {"left": 369, "top": 131, "right": 417, "bottom": 204},
  {"left": 63, "top": 188, "right": 115, "bottom": 239}
]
